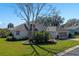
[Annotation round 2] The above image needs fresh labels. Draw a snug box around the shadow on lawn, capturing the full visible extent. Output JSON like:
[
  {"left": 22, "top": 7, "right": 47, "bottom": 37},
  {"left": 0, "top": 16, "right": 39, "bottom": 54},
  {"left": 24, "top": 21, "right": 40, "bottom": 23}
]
[
  {"left": 23, "top": 40, "right": 57, "bottom": 55},
  {"left": 30, "top": 44, "right": 57, "bottom": 56}
]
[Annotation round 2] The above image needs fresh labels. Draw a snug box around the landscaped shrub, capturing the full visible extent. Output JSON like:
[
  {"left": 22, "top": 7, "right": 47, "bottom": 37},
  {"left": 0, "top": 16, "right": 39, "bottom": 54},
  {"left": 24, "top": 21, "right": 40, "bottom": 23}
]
[
  {"left": 6, "top": 36, "right": 16, "bottom": 41},
  {"left": 6, "top": 36, "right": 28, "bottom": 41},
  {"left": 6, "top": 32, "right": 15, "bottom": 41},
  {"left": 30, "top": 31, "right": 50, "bottom": 44}
]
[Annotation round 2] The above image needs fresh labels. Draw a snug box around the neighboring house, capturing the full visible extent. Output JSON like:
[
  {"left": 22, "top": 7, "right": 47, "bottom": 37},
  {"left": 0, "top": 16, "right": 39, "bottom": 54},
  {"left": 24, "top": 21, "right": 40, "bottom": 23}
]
[
  {"left": 63, "top": 20, "right": 79, "bottom": 35},
  {"left": 64, "top": 23, "right": 79, "bottom": 35},
  {"left": 9, "top": 23, "right": 46, "bottom": 40},
  {"left": 66, "top": 26, "right": 76, "bottom": 35}
]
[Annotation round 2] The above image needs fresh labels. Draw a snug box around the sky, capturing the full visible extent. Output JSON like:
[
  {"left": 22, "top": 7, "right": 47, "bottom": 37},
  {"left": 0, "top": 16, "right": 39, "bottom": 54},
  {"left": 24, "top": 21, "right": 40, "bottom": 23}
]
[
  {"left": 0, "top": 3, "right": 79, "bottom": 28},
  {"left": 0, "top": 3, "right": 25, "bottom": 28}
]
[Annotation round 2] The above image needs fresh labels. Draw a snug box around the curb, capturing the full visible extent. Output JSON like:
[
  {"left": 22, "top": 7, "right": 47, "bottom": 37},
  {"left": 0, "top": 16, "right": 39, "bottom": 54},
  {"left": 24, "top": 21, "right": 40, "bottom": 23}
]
[{"left": 55, "top": 45, "right": 79, "bottom": 56}]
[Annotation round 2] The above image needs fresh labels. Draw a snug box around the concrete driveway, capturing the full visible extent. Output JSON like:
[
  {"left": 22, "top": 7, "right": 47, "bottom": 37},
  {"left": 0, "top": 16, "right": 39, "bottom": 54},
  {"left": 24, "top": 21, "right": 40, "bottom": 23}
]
[
  {"left": 63, "top": 38, "right": 79, "bottom": 56},
  {"left": 63, "top": 47, "right": 79, "bottom": 56},
  {"left": 56, "top": 45, "right": 79, "bottom": 56},
  {"left": 55, "top": 38, "right": 79, "bottom": 56}
]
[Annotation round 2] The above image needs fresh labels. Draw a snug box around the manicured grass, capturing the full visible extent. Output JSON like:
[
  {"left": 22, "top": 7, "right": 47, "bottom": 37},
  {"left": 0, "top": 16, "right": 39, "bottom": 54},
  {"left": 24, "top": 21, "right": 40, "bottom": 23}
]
[{"left": 0, "top": 38, "right": 79, "bottom": 56}]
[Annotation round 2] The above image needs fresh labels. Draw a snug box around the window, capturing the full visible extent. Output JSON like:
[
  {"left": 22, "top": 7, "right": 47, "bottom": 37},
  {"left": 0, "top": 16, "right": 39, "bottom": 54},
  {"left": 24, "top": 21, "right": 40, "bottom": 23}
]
[{"left": 16, "top": 31, "right": 20, "bottom": 35}]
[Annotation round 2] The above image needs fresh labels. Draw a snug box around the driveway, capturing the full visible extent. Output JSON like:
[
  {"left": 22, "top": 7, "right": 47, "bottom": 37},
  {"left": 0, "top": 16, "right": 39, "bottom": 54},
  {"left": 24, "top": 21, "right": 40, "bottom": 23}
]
[
  {"left": 63, "top": 39, "right": 79, "bottom": 56},
  {"left": 63, "top": 47, "right": 79, "bottom": 56},
  {"left": 56, "top": 45, "right": 79, "bottom": 56},
  {"left": 55, "top": 38, "right": 79, "bottom": 56}
]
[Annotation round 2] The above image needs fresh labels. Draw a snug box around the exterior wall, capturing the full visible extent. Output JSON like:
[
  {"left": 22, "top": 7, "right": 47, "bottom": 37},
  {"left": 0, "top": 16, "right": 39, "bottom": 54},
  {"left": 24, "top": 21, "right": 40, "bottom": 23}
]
[
  {"left": 11, "top": 30, "right": 28, "bottom": 40},
  {"left": 10, "top": 24, "right": 28, "bottom": 40},
  {"left": 46, "top": 26, "right": 69, "bottom": 39},
  {"left": 48, "top": 31, "right": 58, "bottom": 39},
  {"left": 48, "top": 31, "right": 69, "bottom": 39},
  {"left": 58, "top": 31, "right": 69, "bottom": 39}
]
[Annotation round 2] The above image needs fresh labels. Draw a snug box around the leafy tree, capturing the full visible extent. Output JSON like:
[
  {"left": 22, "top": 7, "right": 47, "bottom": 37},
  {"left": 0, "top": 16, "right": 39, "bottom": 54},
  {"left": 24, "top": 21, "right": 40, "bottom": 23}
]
[
  {"left": 36, "top": 8, "right": 65, "bottom": 27},
  {"left": 35, "top": 16, "right": 49, "bottom": 26},
  {"left": 48, "top": 8, "right": 65, "bottom": 26},
  {"left": 7, "top": 23, "right": 14, "bottom": 28},
  {"left": 49, "top": 15, "right": 64, "bottom": 26},
  {"left": 64, "top": 18, "right": 79, "bottom": 27}
]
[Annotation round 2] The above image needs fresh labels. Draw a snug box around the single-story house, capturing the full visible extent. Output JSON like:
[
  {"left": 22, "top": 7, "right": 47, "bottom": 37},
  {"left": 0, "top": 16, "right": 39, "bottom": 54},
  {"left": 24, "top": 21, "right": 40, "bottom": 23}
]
[
  {"left": 8, "top": 24, "right": 28, "bottom": 40},
  {"left": 8, "top": 23, "right": 46, "bottom": 40},
  {"left": 8, "top": 22, "right": 71, "bottom": 40}
]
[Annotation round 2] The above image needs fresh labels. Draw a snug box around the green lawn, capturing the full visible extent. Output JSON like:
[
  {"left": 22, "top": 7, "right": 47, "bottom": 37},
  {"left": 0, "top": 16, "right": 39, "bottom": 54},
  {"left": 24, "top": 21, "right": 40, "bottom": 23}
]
[
  {"left": 74, "top": 34, "right": 79, "bottom": 38},
  {"left": 0, "top": 38, "right": 79, "bottom": 56}
]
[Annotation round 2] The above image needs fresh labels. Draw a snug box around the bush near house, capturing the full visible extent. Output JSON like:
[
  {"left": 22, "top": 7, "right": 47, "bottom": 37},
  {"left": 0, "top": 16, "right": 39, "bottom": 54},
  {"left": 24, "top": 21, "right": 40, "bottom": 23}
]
[
  {"left": 6, "top": 36, "right": 16, "bottom": 41},
  {"left": 6, "top": 36, "right": 28, "bottom": 41},
  {"left": 0, "top": 29, "right": 10, "bottom": 38},
  {"left": 30, "top": 31, "right": 50, "bottom": 44}
]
